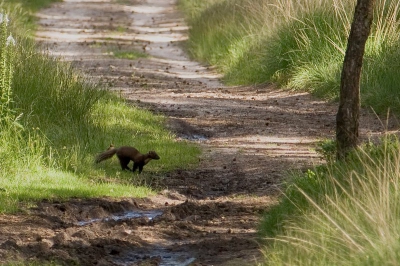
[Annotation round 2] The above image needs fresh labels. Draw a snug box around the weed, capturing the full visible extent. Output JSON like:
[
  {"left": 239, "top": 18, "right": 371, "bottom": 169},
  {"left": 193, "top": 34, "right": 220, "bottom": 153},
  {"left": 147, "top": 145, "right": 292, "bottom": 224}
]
[{"left": 0, "top": 12, "right": 16, "bottom": 125}]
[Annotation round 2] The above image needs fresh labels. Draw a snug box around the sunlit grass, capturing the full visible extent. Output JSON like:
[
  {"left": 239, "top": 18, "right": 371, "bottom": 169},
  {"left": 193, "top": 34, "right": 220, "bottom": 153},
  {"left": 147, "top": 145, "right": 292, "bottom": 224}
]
[
  {"left": 90, "top": 96, "right": 200, "bottom": 175},
  {"left": 179, "top": 0, "right": 400, "bottom": 114},
  {"left": 261, "top": 139, "right": 400, "bottom": 265},
  {"left": 0, "top": 168, "right": 153, "bottom": 213}
]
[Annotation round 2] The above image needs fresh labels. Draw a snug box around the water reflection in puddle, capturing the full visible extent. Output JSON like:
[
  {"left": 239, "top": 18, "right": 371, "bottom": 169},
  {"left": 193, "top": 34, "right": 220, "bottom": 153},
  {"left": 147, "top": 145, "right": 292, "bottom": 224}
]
[
  {"left": 114, "top": 247, "right": 196, "bottom": 266},
  {"left": 181, "top": 134, "right": 208, "bottom": 142},
  {"left": 76, "top": 209, "right": 163, "bottom": 226},
  {"left": 76, "top": 210, "right": 197, "bottom": 264}
]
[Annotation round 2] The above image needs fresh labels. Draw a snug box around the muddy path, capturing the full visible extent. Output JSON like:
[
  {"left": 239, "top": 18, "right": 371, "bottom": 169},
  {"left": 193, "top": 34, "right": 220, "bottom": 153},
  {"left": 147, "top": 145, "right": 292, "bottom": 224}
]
[{"left": 0, "top": 0, "right": 387, "bottom": 265}]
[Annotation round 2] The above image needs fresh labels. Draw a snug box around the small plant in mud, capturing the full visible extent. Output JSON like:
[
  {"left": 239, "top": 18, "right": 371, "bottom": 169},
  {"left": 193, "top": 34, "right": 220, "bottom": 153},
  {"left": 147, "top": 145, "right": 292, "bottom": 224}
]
[{"left": 111, "top": 49, "right": 148, "bottom": 60}]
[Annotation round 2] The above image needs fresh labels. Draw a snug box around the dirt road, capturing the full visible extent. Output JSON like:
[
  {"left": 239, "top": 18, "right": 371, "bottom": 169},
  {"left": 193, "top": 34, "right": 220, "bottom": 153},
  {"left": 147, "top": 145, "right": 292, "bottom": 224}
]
[{"left": 0, "top": 0, "right": 385, "bottom": 265}]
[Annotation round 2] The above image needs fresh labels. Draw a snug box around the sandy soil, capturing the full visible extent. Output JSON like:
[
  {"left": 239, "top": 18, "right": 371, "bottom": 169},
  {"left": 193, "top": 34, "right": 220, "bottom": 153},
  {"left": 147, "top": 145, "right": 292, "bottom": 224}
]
[{"left": 0, "top": 0, "right": 388, "bottom": 265}]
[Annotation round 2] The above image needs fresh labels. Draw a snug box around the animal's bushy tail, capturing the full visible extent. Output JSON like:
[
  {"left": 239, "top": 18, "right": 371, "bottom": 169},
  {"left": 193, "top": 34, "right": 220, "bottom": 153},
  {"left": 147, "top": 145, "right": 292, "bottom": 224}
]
[{"left": 95, "top": 147, "right": 117, "bottom": 163}]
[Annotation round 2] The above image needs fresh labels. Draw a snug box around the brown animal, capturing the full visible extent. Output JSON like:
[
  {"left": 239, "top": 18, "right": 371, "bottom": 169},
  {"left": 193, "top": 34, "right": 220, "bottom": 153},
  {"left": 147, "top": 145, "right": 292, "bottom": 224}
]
[{"left": 96, "top": 145, "right": 160, "bottom": 174}]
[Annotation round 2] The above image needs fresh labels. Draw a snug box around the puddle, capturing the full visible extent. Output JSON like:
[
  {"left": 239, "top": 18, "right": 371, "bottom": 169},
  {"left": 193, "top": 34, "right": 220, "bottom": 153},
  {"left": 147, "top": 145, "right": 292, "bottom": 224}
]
[
  {"left": 114, "top": 247, "right": 196, "bottom": 266},
  {"left": 181, "top": 134, "right": 208, "bottom": 142},
  {"left": 77, "top": 209, "right": 163, "bottom": 226},
  {"left": 77, "top": 210, "right": 196, "bottom": 265}
]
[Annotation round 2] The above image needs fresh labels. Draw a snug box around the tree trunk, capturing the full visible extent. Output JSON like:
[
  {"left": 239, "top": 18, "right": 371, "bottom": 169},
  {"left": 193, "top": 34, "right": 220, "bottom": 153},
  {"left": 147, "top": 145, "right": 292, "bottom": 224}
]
[{"left": 336, "top": 0, "right": 375, "bottom": 160}]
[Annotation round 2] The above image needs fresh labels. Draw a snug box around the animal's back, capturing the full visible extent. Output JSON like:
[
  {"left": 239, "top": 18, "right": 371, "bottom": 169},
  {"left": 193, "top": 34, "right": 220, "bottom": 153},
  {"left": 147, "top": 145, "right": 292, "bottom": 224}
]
[{"left": 115, "top": 146, "right": 140, "bottom": 161}]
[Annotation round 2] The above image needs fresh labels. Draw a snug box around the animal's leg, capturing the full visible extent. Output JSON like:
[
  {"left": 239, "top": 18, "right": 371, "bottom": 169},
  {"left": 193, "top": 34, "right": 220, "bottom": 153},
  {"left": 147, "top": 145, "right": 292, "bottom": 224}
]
[{"left": 118, "top": 157, "right": 132, "bottom": 171}]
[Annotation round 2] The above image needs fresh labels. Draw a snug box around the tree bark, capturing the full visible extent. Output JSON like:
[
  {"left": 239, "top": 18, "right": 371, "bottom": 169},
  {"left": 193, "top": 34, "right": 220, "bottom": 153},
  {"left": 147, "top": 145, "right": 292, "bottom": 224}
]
[{"left": 336, "top": 0, "right": 375, "bottom": 160}]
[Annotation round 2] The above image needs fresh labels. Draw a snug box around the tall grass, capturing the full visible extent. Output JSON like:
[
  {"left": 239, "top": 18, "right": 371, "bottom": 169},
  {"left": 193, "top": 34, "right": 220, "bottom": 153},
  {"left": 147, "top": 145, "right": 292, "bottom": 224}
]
[
  {"left": 179, "top": 0, "right": 400, "bottom": 114},
  {"left": 262, "top": 139, "right": 400, "bottom": 265},
  {"left": 6, "top": 0, "right": 62, "bottom": 34}
]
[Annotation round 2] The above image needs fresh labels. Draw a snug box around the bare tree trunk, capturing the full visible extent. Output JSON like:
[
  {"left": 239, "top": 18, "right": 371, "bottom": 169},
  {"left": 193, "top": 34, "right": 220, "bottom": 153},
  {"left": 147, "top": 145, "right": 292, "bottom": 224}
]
[{"left": 336, "top": 0, "right": 375, "bottom": 160}]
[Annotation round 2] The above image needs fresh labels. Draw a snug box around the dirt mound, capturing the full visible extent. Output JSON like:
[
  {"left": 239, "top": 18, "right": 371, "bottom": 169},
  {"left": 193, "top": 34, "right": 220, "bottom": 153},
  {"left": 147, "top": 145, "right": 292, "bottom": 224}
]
[{"left": 0, "top": 197, "right": 265, "bottom": 265}]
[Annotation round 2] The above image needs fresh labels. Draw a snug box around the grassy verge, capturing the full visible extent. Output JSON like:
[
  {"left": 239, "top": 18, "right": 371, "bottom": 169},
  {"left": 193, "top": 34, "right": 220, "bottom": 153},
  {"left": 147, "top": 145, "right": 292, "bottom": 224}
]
[
  {"left": 8, "top": 0, "right": 62, "bottom": 33},
  {"left": 0, "top": 0, "right": 200, "bottom": 213},
  {"left": 260, "top": 138, "right": 400, "bottom": 265},
  {"left": 178, "top": 0, "right": 400, "bottom": 115}
]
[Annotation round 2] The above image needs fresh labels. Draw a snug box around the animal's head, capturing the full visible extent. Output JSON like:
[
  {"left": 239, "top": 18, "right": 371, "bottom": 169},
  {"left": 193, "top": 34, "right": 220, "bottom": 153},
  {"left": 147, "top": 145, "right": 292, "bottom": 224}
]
[{"left": 148, "top": 151, "right": 160, "bottom": 160}]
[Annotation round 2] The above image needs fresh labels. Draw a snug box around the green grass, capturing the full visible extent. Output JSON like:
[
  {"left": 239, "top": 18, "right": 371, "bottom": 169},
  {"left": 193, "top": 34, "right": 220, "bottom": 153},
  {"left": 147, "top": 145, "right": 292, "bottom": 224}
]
[
  {"left": 0, "top": 168, "right": 153, "bottom": 213},
  {"left": 260, "top": 138, "right": 400, "bottom": 265},
  {"left": 13, "top": 0, "right": 60, "bottom": 11},
  {"left": 3, "top": 0, "right": 61, "bottom": 34},
  {"left": 179, "top": 0, "right": 400, "bottom": 115},
  {"left": 0, "top": 0, "right": 200, "bottom": 213}
]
